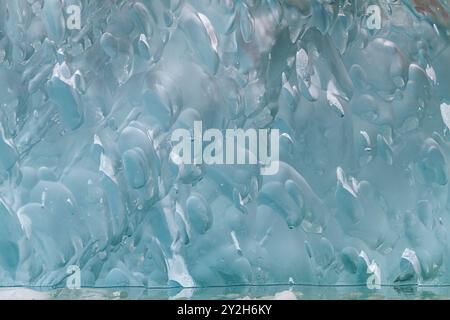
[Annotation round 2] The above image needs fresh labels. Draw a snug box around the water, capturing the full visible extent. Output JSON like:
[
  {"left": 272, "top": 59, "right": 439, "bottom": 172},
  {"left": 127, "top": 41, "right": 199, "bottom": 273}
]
[{"left": 1, "top": 284, "right": 450, "bottom": 300}]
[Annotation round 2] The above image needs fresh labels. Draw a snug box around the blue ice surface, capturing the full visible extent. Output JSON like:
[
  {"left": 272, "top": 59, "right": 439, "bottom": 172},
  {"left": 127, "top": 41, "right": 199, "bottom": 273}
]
[{"left": 1, "top": 0, "right": 450, "bottom": 297}]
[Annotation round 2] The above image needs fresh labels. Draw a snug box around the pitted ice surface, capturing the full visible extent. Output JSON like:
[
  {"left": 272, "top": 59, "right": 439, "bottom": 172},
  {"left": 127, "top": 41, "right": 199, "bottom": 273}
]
[{"left": 1, "top": 0, "right": 450, "bottom": 289}]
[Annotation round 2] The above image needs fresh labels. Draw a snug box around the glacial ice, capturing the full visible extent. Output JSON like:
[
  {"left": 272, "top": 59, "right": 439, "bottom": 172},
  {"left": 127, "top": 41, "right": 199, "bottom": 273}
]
[{"left": 1, "top": 0, "right": 450, "bottom": 292}]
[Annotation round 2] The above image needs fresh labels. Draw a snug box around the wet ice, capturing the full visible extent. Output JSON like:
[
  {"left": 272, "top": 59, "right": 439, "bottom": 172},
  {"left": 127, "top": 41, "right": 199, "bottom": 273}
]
[{"left": 0, "top": 0, "right": 450, "bottom": 290}]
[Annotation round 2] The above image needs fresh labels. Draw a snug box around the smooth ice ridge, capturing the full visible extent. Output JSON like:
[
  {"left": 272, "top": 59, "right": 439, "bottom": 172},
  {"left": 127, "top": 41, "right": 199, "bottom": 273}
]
[{"left": 1, "top": 0, "right": 450, "bottom": 290}]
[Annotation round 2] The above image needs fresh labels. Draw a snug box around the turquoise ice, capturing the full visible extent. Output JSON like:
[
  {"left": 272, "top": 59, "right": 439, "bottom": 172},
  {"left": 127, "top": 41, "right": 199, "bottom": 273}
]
[{"left": 1, "top": 0, "right": 450, "bottom": 292}]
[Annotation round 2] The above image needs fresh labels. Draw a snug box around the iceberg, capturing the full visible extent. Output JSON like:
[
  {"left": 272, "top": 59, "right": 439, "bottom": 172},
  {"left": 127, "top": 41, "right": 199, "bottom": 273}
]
[{"left": 1, "top": 0, "right": 450, "bottom": 297}]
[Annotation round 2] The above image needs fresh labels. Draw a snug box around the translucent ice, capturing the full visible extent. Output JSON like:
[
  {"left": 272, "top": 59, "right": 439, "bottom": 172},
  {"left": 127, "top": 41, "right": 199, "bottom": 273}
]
[{"left": 1, "top": 0, "right": 450, "bottom": 291}]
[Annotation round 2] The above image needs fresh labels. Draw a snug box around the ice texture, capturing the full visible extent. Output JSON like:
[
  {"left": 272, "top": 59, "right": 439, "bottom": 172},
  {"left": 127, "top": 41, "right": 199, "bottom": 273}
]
[{"left": 1, "top": 0, "right": 450, "bottom": 291}]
